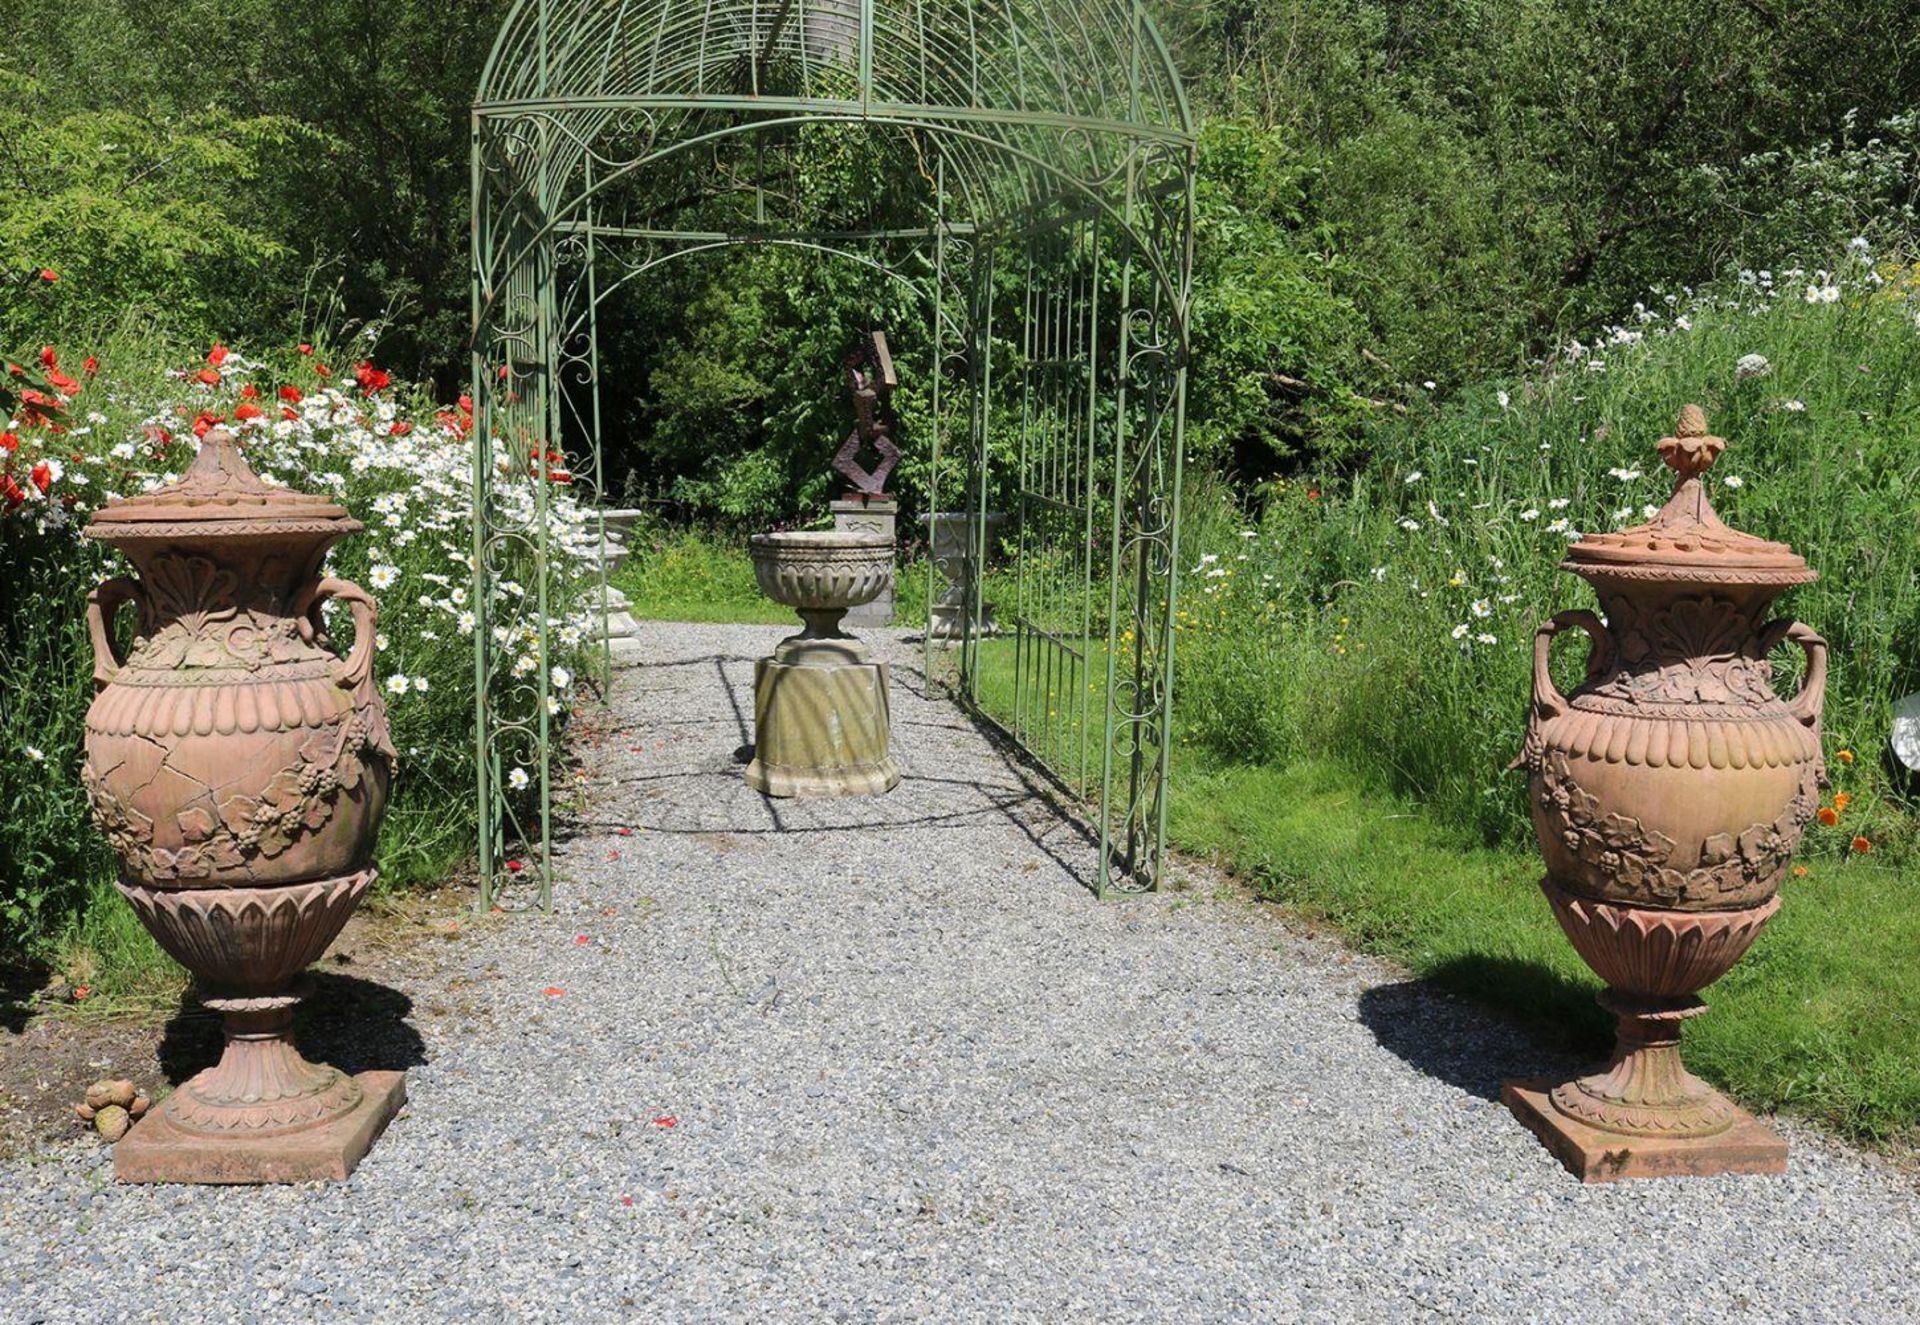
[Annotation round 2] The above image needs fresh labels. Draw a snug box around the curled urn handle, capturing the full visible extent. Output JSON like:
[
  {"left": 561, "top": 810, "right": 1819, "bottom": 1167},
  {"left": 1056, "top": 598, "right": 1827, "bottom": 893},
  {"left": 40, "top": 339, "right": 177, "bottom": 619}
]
[
  {"left": 297, "top": 578, "right": 380, "bottom": 694},
  {"left": 86, "top": 577, "right": 142, "bottom": 690},
  {"left": 1513, "top": 610, "right": 1616, "bottom": 771},
  {"left": 1761, "top": 619, "right": 1828, "bottom": 733}
]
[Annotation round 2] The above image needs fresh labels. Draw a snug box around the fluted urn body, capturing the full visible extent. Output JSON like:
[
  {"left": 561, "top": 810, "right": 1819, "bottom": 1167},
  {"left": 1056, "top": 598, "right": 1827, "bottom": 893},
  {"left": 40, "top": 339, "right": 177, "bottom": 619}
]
[
  {"left": 1504, "top": 407, "right": 1826, "bottom": 1179},
  {"left": 82, "top": 429, "right": 405, "bottom": 1183},
  {"left": 746, "top": 530, "right": 900, "bottom": 798}
]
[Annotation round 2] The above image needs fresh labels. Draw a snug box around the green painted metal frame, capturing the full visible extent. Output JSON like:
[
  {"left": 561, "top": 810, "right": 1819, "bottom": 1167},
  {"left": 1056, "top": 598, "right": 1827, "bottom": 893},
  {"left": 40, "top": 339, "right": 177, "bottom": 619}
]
[{"left": 470, "top": 0, "right": 1195, "bottom": 905}]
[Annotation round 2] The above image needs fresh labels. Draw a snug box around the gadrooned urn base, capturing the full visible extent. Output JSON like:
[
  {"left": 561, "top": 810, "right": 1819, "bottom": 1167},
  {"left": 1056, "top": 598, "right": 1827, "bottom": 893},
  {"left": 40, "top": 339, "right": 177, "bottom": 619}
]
[
  {"left": 112, "top": 869, "right": 407, "bottom": 1183},
  {"left": 1505, "top": 879, "right": 1788, "bottom": 1180}
]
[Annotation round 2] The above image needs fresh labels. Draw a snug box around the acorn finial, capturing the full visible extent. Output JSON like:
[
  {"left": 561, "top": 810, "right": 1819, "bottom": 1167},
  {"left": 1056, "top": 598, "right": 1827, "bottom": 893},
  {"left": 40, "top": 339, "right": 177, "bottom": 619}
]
[{"left": 1657, "top": 405, "right": 1725, "bottom": 481}]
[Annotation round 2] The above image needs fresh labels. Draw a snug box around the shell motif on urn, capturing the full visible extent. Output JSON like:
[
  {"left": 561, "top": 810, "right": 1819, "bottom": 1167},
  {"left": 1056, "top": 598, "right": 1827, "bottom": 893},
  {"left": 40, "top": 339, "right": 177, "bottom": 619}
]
[
  {"left": 1505, "top": 406, "right": 1825, "bottom": 1180},
  {"left": 81, "top": 428, "right": 406, "bottom": 1183}
]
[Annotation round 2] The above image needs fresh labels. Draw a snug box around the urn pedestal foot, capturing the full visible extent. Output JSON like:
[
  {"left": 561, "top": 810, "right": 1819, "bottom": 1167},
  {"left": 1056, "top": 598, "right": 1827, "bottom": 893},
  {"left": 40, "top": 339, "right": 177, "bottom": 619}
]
[
  {"left": 1502, "top": 1079, "right": 1784, "bottom": 1183},
  {"left": 116, "top": 1069, "right": 406, "bottom": 1185},
  {"left": 745, "top": 644, "right": 900, "bottom": 799},
  {"left": 1503, "top": 990, "right": 1785, "bottom": 1182}
]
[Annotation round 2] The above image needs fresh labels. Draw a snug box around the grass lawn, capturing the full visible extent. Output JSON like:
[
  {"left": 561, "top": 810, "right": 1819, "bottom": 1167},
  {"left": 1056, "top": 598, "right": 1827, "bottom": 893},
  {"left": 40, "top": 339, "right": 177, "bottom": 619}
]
[{"left": 1167, "top": 756, "right": 1920, "bottom": 1149}]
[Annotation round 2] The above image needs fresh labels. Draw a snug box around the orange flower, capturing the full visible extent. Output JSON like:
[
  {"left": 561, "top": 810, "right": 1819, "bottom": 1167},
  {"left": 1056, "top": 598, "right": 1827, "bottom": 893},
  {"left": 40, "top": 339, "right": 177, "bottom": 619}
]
[
  {"left": 1833, "top": 792, "right": 1852, "bottom": 811},
  {"left": 1852, "top": 836, "right": 1873, "bottom": 854},
  {"left": 1816, "top": 806, "right": 1839, "bottom": 826},
  {"left": 1792, "top": 866, "right": 1809, "bottom": 878},
  {"left": 1836, "top": 749, "right": 1856, "bottom": 765}
]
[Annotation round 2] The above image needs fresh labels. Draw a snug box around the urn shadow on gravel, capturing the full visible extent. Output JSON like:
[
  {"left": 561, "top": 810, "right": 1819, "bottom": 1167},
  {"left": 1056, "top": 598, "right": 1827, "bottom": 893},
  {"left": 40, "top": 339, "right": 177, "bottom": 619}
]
[
  {"left": 1358, "top": 959, "right": 1608, "bottom": 1101},
  {"left": 155, "top": 972, "right": 426, "bottom": 1086}
]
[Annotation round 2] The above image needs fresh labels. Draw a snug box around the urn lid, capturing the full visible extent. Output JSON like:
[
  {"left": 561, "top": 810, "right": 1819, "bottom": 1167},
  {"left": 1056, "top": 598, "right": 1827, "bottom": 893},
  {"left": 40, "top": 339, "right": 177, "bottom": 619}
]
[
  {"left": 86, "top": 428, "right": 361, "bottom": 544},
  {"left": 1559, "top": 405, "right": 1814, "bottom": 588}
]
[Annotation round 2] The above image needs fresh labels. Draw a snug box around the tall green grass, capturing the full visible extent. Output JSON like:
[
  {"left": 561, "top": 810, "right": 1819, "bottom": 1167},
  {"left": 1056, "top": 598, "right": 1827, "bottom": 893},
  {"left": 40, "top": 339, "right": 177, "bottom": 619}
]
[{"left": 1174, "top": 274, "right": 1920, "bottom": 861}]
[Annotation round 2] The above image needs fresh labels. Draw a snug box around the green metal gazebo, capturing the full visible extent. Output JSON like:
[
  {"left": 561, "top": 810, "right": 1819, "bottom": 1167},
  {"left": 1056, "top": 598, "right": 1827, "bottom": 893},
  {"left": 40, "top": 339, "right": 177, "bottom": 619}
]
[{"left": 469, "top": 0, "right": 1196, "bottom": 905}]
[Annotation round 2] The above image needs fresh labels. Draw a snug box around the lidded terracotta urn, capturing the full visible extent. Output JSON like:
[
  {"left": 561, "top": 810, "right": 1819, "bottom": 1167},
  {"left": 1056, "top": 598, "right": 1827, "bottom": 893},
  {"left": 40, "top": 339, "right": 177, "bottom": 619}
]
[
  {"left": 81, "top": 428, "right": 407, "bottom": 1183},
  {"left": 1504, "top": 406, "right": 1825, "bottom": 1181}
]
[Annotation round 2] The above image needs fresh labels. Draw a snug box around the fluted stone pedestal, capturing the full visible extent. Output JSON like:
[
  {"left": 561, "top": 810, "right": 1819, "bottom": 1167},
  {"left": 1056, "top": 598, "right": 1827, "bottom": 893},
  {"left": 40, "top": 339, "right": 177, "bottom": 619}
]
[{"left": 745, "top": 633, "right": 899, "bottom": 798}]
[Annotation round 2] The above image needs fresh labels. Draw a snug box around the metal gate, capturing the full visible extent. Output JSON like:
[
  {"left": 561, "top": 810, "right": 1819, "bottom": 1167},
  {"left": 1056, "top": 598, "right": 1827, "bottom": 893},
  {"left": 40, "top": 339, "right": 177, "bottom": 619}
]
[{"left": 471, "top": 0, "right": 1196, "bottom": 904}]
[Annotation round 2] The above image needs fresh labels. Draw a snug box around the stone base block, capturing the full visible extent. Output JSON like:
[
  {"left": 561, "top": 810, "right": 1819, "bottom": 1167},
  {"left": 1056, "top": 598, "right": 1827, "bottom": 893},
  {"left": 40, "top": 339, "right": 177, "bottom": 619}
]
[
  {"left": 1502, "top": 1079, "right": 1786, "bottom": 1183},
  {"left": 115, "top": 1070, "right": 407, "bottom": 1185},
  {"left": 833, "top": 498, "right": 896, "bottom": 628},
  {"left": 746, "top": 655, "right": 899, "bottom": 798}
]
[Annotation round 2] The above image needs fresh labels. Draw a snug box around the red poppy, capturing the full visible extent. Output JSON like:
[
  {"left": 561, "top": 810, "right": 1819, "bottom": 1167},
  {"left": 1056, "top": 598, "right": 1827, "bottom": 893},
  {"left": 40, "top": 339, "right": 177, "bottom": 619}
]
[
  {"left": 355, "top": 361, "right": 392, "bottom": 393},
  {"left": 390, "top": 421, "right": 413, "bottom": 437},
  {"left": 0, "top": 433, "right": 16, "bottom": 453},
  {"left": 39, "top": 346, "right": 56, "bottom": 369},
  {"left": 194, "top": 367, "right": 221, "bottom": 387},
  {"left": 1852, "top": 836, "right": 1873, "bottom": 853},
  {"left": 38, "top": 269, "right": 57, "bottom": 283},
  {"left": 71, "top": 984, "right": 90, "bottom": 1000},
  {"left": 279, "top": 385, "right": 304, "bottom": 404},
  {"left": 505, "top": 859, "right": 525, "bottom": 873},
  {"left": 234, "top": 402, "right": 265, "bottom": 422},
  {"left": 298, "top": 342, "right": 313, "bottom": 355},
  {"left": 2, "top": 474, "right": 25, "bottom": 507},
  {"left": 1817, "top": 806, "right": 1840, "bottom": 827},
  {"left": 240, "top": 383, "right": 260, "bottom": 400},
  {"left": 314, "top": 363, "right": 332, "bottom": 379},
  {"left": 30, "top": 461, "right": 52, "bottom": 494},
  {"left": 192, "top": 412, "right": 222, "bottom": 439},
  {"left": 82, "top": 356, "right": 98, "bottom": 377},
  {"left": 1308, "top": 488, "right": 1321, "bottom": 499},
  {"left": 281, "top": 406, "right": 300, "bottom": 422},
  {"left": 207, "top": 344, "right": 229, "bottom": 367},
  {"left": 47, "top": 370, "right": 81, "bottom": 397}
]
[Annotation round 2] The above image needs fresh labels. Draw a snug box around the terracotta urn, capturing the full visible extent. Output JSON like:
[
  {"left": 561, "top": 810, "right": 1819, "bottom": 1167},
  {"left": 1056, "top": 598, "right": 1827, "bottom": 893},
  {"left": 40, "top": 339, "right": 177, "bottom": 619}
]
[
  {"left": 81, "top": 429, "right": 407, "bottom": 1183},
  {"left": 745, "top": 530, "right": 901, "bottom": 797},
  {"left": 1504, "top": 406, "right": 1825, "bottom": 1180}
]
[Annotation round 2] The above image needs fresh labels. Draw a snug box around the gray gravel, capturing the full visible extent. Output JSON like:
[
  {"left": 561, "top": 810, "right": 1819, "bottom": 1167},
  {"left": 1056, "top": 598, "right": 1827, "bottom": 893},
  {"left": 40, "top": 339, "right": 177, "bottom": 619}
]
[{"left": 3, "top": 620, "right": 1917, "bottom": 1323}]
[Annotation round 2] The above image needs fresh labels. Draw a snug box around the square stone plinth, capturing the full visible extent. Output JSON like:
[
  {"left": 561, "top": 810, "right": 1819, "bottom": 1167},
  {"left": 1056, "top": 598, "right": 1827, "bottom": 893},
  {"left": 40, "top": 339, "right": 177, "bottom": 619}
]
[
  {"left": 115, "top": 1071, "right": 407, "bottom": 1185},
  {"left": 1503, "top": 1079, "right": 1787, "bottom": 1183}
]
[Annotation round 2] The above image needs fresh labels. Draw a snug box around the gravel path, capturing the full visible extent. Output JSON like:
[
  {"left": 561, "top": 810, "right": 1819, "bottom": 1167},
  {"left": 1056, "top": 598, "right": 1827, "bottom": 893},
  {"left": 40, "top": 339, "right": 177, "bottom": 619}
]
[{"left": 3, "top": 621, "right": 1917, "bottom": 1324}]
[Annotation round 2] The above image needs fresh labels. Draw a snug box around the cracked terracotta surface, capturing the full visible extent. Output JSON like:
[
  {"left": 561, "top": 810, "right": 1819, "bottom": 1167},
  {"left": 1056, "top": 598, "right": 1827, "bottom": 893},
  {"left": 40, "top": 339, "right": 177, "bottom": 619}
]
[{"left": 81, "top": 428, "right": 400, "bottom": 1182}]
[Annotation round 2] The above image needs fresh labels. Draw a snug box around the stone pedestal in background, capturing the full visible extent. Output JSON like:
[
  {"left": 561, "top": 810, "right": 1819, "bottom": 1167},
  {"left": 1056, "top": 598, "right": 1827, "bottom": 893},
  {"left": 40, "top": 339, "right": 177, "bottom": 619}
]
[
  {"left": 924, "top": 512, "right": 1006, "bottom": 644},
  {"left": 594, "top": 509, "right": 649, "bottom": 668},
  {"left": 831, "top": 496, "right": 897, "bottom": 627}
]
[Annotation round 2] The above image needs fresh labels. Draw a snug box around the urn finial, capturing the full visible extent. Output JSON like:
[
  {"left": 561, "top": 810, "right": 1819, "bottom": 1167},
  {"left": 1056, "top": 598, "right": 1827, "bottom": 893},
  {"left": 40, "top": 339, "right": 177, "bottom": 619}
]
[{"left": 1656, "top": 405, "right": 1726, "bottom": 483}]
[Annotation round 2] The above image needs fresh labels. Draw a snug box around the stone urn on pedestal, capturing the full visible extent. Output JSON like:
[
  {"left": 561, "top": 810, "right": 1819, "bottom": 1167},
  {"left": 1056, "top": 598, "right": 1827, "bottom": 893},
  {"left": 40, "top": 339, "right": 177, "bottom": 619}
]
[
  {"left": 1504, "top": 406, "right": 1826, "bottom": 1181},
  {"left": 81, "top": 428, "right": 406, "bottom": 1183},
  {"left": 923, "top": 511, "right": 1006, "bottom": 643},
  {"left": 746, "top": 530, "right": 901, "bottom": 797}
]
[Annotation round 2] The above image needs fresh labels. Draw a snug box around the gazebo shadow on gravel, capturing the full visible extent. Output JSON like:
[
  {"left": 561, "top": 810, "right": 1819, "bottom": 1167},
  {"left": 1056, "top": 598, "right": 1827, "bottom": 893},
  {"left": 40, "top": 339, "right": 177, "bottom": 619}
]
[{"left": 468, "top": 0, "right": 1197, "bottom": 911}]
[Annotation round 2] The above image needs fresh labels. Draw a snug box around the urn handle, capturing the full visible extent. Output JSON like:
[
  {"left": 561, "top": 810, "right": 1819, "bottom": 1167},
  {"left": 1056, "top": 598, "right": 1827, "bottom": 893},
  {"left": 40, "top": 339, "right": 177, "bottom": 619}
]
[
  {"left": 86, "top": 577, "right": 142, "bottom": 690},
  {"left": 296, "top": 578, "right": 379, "bottom": 693},
  {"left": 1513, "top": 610, "right": 1615, "bottom": 770},
  {"left": 1761, "top": 619, "right": 1828, "bottom": 733}
]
